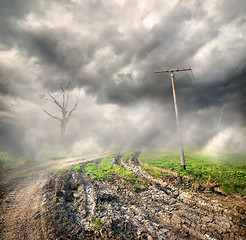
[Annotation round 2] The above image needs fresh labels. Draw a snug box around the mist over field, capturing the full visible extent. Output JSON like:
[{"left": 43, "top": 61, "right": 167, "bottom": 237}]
[{"left": 0, "top": 0, "right": 246, "bottom": 158}]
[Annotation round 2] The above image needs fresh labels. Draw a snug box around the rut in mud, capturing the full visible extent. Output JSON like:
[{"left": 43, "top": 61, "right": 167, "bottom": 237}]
[
  {"left": 0, "top": 152, "right": 113, "bottom": 240},
  {"left": 41, "top": 153, "right": 246, "bottom": 240}
]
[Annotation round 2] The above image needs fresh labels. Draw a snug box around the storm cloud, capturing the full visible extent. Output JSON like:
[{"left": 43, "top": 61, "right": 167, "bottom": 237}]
[{"left": 0, "top": 0, "right": 246, "bottom": 156}]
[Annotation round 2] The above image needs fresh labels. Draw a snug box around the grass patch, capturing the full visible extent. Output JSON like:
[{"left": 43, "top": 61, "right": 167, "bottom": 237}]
[
  {"left": 74, "top": 154, "right": 116, "bottom": 179},
  {"left": 73, "top": 163, "right": 82, "bottom": 171},
  {"left": 140, "top": 151, "right": 246, "bottom": 196},
  {"left": 122, "top": 151, "right": 134, "bottom": 162},
  {"left": 142, "top": 166, "right": 164, "bottom": 178},
  {"left": 0, "top": 151, "right": 32, "bottom": 173},
  {"left": 74, "top": 153, "right": 148, "bottom": 187},
  {"left": 65, "top": 221, "right": 72, "bottom": 226},
  {"left": 114, "top": 165, "right": 148, "bottom": 187},
  {"left": 94, "top": 218, "right": 103, "bottom": 229},
  {"left": 97, "top": 202, "right": 105, "bottom": 211},
  {"left": 114, "top": 165, "right": 135, "bottom": 179}
]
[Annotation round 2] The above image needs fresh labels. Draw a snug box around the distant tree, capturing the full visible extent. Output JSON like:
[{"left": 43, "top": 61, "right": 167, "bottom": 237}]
[{"left": 43, "top": 82, "right": 79, "bottom": 148}]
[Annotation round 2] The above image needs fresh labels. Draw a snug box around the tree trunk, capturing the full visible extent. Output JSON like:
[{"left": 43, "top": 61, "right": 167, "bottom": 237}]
[{"left": 60, "top": 120, "right": 66, "bottom": 149}]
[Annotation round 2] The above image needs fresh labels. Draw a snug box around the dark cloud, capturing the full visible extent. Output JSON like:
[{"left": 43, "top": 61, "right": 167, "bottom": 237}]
[{"left": 0, "top": 0, "right": 42, "bottom": 48}]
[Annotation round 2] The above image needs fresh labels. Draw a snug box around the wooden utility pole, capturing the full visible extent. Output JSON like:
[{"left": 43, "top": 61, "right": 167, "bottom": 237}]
[
  {"left": 217, "top": 99, "right": 230, "bottom": 129},
  {"left": 155, "top": 68, "right": 191, "bottom": 170}
]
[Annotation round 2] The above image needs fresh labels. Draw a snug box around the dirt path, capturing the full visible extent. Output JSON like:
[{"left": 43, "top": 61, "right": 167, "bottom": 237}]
[
  {"left": 40, "top": 153, "right": 246, "bottom": 240},
  {"left": 0, "top": 152, "right": 113, "bottom": 240}
]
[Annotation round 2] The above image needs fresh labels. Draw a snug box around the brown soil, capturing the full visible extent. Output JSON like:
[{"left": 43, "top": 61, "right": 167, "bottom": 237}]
[
  {"left": 0, "top": 152, "right": 245, "bottom": 240},
  {"left": 0, "top": 152, "right": 113, "bottom": 240}
]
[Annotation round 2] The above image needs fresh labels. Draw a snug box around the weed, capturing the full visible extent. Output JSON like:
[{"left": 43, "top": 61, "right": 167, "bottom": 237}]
[
  {"left": 94, "top": 218, "right": 103, "bottom": 229},
  {"left": 97, "top": 202, "right": 105, "bottom": 211},
  {"left": 73, "top": 164, "right": 82, "bottom": 171},
  {"left": 65, "top": 221, "right": 72, "bottom": 226}
]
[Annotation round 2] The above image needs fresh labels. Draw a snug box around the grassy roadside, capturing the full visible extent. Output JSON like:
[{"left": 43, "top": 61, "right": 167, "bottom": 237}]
[
  {"left": 140, "top": 151, "right": 246, "bottom": 196},
  {"left": 0, "top": 151, "right": 32, "bottom": 173}
]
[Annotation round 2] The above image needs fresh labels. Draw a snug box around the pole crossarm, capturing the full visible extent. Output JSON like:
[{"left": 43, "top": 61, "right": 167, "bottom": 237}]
[
  {"left": 155, "top": 68, "right": 191, "bottom": 74},
  {"left": 218, "top": 99, "right": 230, "bottom": 105}
]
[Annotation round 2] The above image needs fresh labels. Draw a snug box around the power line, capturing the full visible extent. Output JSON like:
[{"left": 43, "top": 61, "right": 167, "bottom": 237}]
[
  {"left": 175, "top": 76, "right": 190, "bottom": 97},
  {"left": 185, "top": 70, "right": 194, "bottom": 87},
  {"left": 164, "top": 72, "right": 171, "bottom": 80},
  {"left": 190, "top": 69, "right": 199, "bottom": 89}
]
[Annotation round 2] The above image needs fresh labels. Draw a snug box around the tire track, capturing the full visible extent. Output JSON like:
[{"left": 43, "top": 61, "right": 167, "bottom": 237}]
[
  {"left": 0, "top": 152, "right": 113, "bottom": 240},
  {"left": 120, "top": 153, "right": 245, "bottom": 240},
  {"left": 24, "top": 152, "right": 246, "bottom": 239}
]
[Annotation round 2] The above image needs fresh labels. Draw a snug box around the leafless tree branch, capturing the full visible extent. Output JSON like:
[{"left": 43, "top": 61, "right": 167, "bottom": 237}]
[
  {"left": 61, "top": 83, "right": 65, "bottom": 108},
  {"left": 66, "top": 97, "right": 79, "bottom": 122},
  {"left": 65, "top": 82, "right": 71, "bottom": 109},
  {"left": 47, "top": 91, "right": 63, "bottom": 110},
  {"left": 43, "top": 109, "right": 61, "bottom": 121}
]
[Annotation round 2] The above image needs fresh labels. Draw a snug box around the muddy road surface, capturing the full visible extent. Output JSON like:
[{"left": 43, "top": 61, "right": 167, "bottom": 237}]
[
  {"left": 0, "top": 152, "right": 113, "bottom": 240},
  {"left": 0, "top": 152, "right": 245, "bottom": 239}
]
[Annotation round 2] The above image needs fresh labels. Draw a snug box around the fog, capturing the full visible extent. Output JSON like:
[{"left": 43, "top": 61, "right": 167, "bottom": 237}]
[{"left": 0, "top": 0, "right": 246, "bottom": 158}]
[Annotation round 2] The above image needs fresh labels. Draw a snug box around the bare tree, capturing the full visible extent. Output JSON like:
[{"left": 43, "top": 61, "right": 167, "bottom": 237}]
[{"left": 43, "top": 82, "right": 79, "bottom": 148}]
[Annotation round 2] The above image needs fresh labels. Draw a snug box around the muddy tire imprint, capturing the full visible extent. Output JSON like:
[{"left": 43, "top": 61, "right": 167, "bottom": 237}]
[
  {"left": 40, "top": 153, "right": 245, "bottom": 239},
  {"left": 0, "top": 152, "right": 113, "bottom": 240}
]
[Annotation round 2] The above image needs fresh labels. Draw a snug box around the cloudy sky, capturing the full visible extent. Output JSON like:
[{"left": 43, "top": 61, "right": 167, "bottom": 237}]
[{"left": 0, "top": 0, "right": 246, "bottom": 156}]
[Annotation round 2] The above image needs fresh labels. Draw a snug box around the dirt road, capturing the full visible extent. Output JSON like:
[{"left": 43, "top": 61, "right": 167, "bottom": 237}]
[
  {"left": 0, "top": 152, "right": 245, "bottom": 239},
  {"left": 0, "top": 152, "right": 113, "bottom": 240}
]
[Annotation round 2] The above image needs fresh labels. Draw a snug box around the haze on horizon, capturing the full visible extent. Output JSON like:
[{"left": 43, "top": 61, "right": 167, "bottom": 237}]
[{"left": 0, "top": 0, "right": 246, "bottom": 158}]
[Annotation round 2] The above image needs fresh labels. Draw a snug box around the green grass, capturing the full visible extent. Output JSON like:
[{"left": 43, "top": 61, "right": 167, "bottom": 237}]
[
  {"left": 0, "top": 151, "right": 32, "bottom": 173},
  {"left": 142, "top": 166, "right": 165, "bottom": 178},
  {"left": 114, "top": 165, "right": 148, "bottom": 187},
  {"left": 74, "top": 154, "right": 116, "bottom": 179},
  {"left": 74, "top": 154, "right": 148, "bottom": 187},
  {"left": 73, "top": 164, "right": 82, "bottom": 171},
  {"left": 122, "top": 151, "right": 134, "bottom": 162},
  {"left": 140, "top": 151, "right": 246, "bottom": 196},
  {"left": 97, "top": 202, "right": 105, "bottom": 211},
  {"left": 65, "top": 221, "right": 72, "bottom": 226},
  {"left": 94, "top": 218, "right": 103, "bottom": 229}
]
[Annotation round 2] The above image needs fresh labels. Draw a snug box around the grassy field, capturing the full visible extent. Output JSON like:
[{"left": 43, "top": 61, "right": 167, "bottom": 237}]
[{"left": 140, "top": 151, "right": 246, "bottom": 196}]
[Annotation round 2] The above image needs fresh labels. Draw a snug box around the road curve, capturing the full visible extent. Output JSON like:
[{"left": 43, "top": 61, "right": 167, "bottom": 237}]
[{"left": 0, "top": 152, "right": 113, "bottom": 240}]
